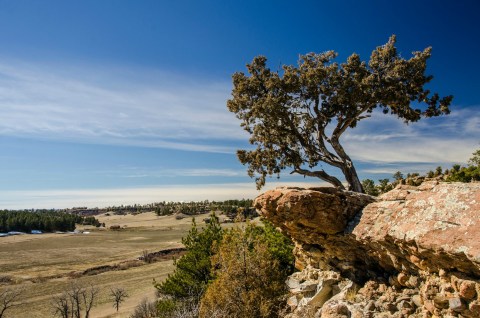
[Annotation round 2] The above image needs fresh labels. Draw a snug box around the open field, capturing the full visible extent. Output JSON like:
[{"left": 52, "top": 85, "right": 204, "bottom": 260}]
[{"left": 0, "top": 212, "right": 214, "bottom": 318}]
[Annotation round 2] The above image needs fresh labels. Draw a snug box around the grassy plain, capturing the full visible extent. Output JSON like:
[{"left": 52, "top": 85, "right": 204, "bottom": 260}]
[{"left": 0, "top": 211, "right": 213, "bottom": 318}]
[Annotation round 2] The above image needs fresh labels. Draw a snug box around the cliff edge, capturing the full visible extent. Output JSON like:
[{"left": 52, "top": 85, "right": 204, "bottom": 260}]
[{"left": 255, "top": 181, "right": 480, "bottom": 317}]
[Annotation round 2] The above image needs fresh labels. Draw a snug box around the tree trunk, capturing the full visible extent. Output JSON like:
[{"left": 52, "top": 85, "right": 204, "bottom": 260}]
[
  {"left": 341, "top": 160, "right": 364, "bottom": 193},
  {"left": 329, "top": 136, "right": 364, "bottom": 193}
]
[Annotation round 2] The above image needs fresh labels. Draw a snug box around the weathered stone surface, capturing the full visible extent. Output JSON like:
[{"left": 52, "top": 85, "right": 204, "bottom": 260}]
[
  {"left": 255, "top": 187, "right": 377, "bottom": 281},
  {"left": 255, "top": 181, "right": 480, "bottom": 317},
  {"left": 255, "top": 186, "right": 374, "bottom": 235},
  {"left": 353, "top": 181, "right": 480, "bottom": 276},
  {"left": 255, "top": 182, "right": 480, "bottom": 279}
]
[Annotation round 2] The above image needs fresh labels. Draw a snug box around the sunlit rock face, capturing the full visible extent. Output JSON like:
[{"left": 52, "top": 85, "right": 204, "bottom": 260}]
[{"left": 255, "top": 181, "right": 480, "bottom": 317}]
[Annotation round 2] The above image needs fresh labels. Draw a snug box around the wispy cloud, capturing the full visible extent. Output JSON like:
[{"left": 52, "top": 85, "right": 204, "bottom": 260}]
[
  {"left": 121, "top": 168, "right": 243, "bottom": 178},
  {"left": 0, "top": 59, "right": 477, "bottom": 172},
  {"left": 0, "top": 60, "right": 245, "bottom": 153},
  {"left": 342, "top": 108, "right": 479, "bottom": 165},
  {"left": 0, "top": 181, "right": 327, "bottom": 209}
]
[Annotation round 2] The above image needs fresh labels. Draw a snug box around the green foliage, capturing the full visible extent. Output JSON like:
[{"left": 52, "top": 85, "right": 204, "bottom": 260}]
[
  {"left": 362, "top": 179, "right": 380, "bottom": 196},
  {"left": 445, "top": 148, "right": 480, "bottom": 182},
  {"left": 377, "top": 178, "right": 394, "bottom": 194},
  {"left": 468, "top": 149, "right": 480, "bottom": 166},
  {"left": 155, "top": 214, "right": 223, "bottom": 299},
  {"left": 446, "top": 165, "right": 480, "bottom": 182},
  {"left": 228, "top": 35, "right": 452, "bottom": 192},
  {"left": 0, "top": 210, "right": 97, "bottom": 233},
  {"left": 154, "top": 216, "right": 294, "bottom": 318},
  {"left": 156, "top": 299, "right": 176, "bottom": 318},
  {"left": 246, "top": 220, "right": 295, "bottom": 275},
  {"left": 393, "top": 171, "right": 404, "bottom": 181},
  {"left": 199, "top": 224, "right": 290, "bottom": 318}
]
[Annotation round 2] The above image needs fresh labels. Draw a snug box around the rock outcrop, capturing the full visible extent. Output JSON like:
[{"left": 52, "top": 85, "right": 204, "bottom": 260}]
[{"left": 255, "top": 181, "right": 480, "bottom": 317}]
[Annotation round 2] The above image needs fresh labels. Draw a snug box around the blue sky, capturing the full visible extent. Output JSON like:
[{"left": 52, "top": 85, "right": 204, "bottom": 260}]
[{"left": 0, "top": 0, "right": 479, "bottom": 209}]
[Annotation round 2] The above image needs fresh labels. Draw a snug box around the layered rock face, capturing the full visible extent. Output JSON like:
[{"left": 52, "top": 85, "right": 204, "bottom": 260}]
[{"left": 255, "top": 181, "right": 480, "bottom": 317}]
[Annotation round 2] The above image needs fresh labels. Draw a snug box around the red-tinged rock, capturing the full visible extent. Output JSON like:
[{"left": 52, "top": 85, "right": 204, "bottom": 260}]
[
  {"left": 469, "top": 301, "right": 480, "bottom": 315},
  {"left": 353, "top": 182, "right": 480, "bottom": 277},
  {"left": 255, "top": 187, "right": 374, "bottom": 235},
  {"left": 459, "top": 280, "right": 477, "bottom": 300},
  {"left": 255, "top": 182, "right": 480, "bottom": 282}
]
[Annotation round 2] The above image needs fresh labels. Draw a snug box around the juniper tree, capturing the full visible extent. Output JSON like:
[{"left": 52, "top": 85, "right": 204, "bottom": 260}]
[{"left": 228, "top": 35, "right": 452, "bottom": 193}]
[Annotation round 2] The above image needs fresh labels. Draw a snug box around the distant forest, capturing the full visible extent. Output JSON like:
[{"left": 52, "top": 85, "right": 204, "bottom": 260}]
[{"left": 0, "top": 210, "right": 100, "bottom": 233}]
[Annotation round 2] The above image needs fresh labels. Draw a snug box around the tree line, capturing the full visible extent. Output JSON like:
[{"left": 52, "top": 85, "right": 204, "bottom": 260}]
[
  {"left": 362, "top": 148, "right": 480, "bottom": 196},
  {"left": 0, "top": 210, "right": 100, "bottom": 233},
  {"left": 154, "top": 199, "right": 254, "bottom": 219}
]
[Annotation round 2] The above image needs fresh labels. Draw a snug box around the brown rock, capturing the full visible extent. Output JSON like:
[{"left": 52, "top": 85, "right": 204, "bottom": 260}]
[
  {"left": 287, "top": 295, "right": 299, "bottom": 309},
  {"left": 407, "top": 275, "right": 420, "bottom": 288},
  {"left": 459, "top": 280, "right": 477, "bottom": 300},
  {"left": 424, "top": 300, "right": 436, "bottom": 314},
  {"left": 469, "top": 301, "right": 480, "bottom": 316},
  {"left": 397, "top": 273, "right": 409, "bottom": 286},
  {"left": 353, "top": 182, "right": 480, "bottom": 276},
  {"left": 411, "top": 294, "right": 423, "bottom": 307},
  {"left": 432, "top": 295, "right": 449, "bottom": 309},
  {"left": 255, "top": 183, "right": 480, "bottom": 318},
  {"left": 320, "top": 301, "right": 350, "bottom": 318},
  {"left": 255, "top": 183, "right": 480, "bottom": 282},
  {"left": 254, "top": 187, "right": 374, "bottom": 235}
]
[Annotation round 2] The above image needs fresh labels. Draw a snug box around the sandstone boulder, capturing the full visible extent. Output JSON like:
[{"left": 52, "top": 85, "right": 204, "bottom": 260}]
[{"left": 255, "top": 181, "right": 480, "bottom": 317}]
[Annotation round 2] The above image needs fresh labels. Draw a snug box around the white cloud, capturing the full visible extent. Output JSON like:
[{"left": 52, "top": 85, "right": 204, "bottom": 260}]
[
  {"left": 0, "top": 60, "right": 246, "bottom": 153},
  {"left": 0, "top": 58, "right": 478, "bottom": 173},
  {"left": 342, "top": 108, "right": 479, "bottom": 165},
  {"left": 0, "top": 181, "right": 327, "bottom": 210},
  {"left": 120, "top": 168, "right": 244, "bottom": 178}
]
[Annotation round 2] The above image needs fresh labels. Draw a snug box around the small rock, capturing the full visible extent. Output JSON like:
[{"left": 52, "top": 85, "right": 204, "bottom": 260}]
[
  {"left": 449, "top": 297, "right": 466, "bottom": 312},
  {"left": 424, "top": 300, "right": 436, "bottom": 314},
  {"left": 384, "top": 302, "right": 398, "bottom": 313},
  {"left": 321, "top": 301, "right": 350, "bottom": 318},
  {"left": 469, "top": 301, "right": 480, "bottom": 316},
  {"left": 409, "top": 254, "right": 421, "bottom": 265},
  {"left": 365, "top": 300, "right": 375, "bottom": 311},
  {"left": 397, "top": 273, "right": 409, "bottom": 286},
  {"left": 287, "top": 295, "right": 299, "bottom": 309},
  {"left": 378, "top": 283, "right": 388, "bottom": 293},
  {"left": 412, "top": 295, "right": 423, "bottom": 307},
  {"left": 407, "top": 275, "right": 420, "bottom": 288},
  {"left": 299, "top": 281, "right": 318, "bottom": 292},
  {"left": 287, "top": 276, "right": 301, "bottom": 290},
  {"left": 459, "top": 280, "right": 477, "bottom": 300},
  {"left": 389, "top": 275, "right": 401, "bottom": 288},
  {"left": 433, "top": 295, "right": 449, "bottom": 309}
]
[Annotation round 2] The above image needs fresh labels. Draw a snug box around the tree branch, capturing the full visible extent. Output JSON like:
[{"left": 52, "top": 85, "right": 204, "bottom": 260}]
[{"left": 291, "top": 167, "right": 345, "bottom": 190}]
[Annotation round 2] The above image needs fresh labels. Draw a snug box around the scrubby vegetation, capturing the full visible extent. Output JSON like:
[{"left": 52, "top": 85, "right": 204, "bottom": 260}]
[
  {"left": 199, "top": 224, "right": 292, "bottom": 318},
  {"left": 151, "top": 215, "right": 294, "bottom": 318}
]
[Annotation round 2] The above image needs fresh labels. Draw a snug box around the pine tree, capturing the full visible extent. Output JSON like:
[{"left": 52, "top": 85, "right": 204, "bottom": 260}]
[{"left": 155, "top": 214, "right": 223, "bottom": 299}]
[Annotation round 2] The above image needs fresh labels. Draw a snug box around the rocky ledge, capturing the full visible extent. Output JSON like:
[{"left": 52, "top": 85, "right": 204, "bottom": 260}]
[{"left": 255, "top": 181, "right": 480, "bottom": 317}]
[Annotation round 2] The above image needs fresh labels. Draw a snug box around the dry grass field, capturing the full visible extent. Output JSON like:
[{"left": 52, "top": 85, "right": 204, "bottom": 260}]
[{"left": 0, "top": 211, "right": 214, "bottom": 318}]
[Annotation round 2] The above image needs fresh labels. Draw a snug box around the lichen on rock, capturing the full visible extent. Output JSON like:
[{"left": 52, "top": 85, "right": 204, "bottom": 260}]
[{"left": 255, "top": 181, "right": 480, "bottom": 317}]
